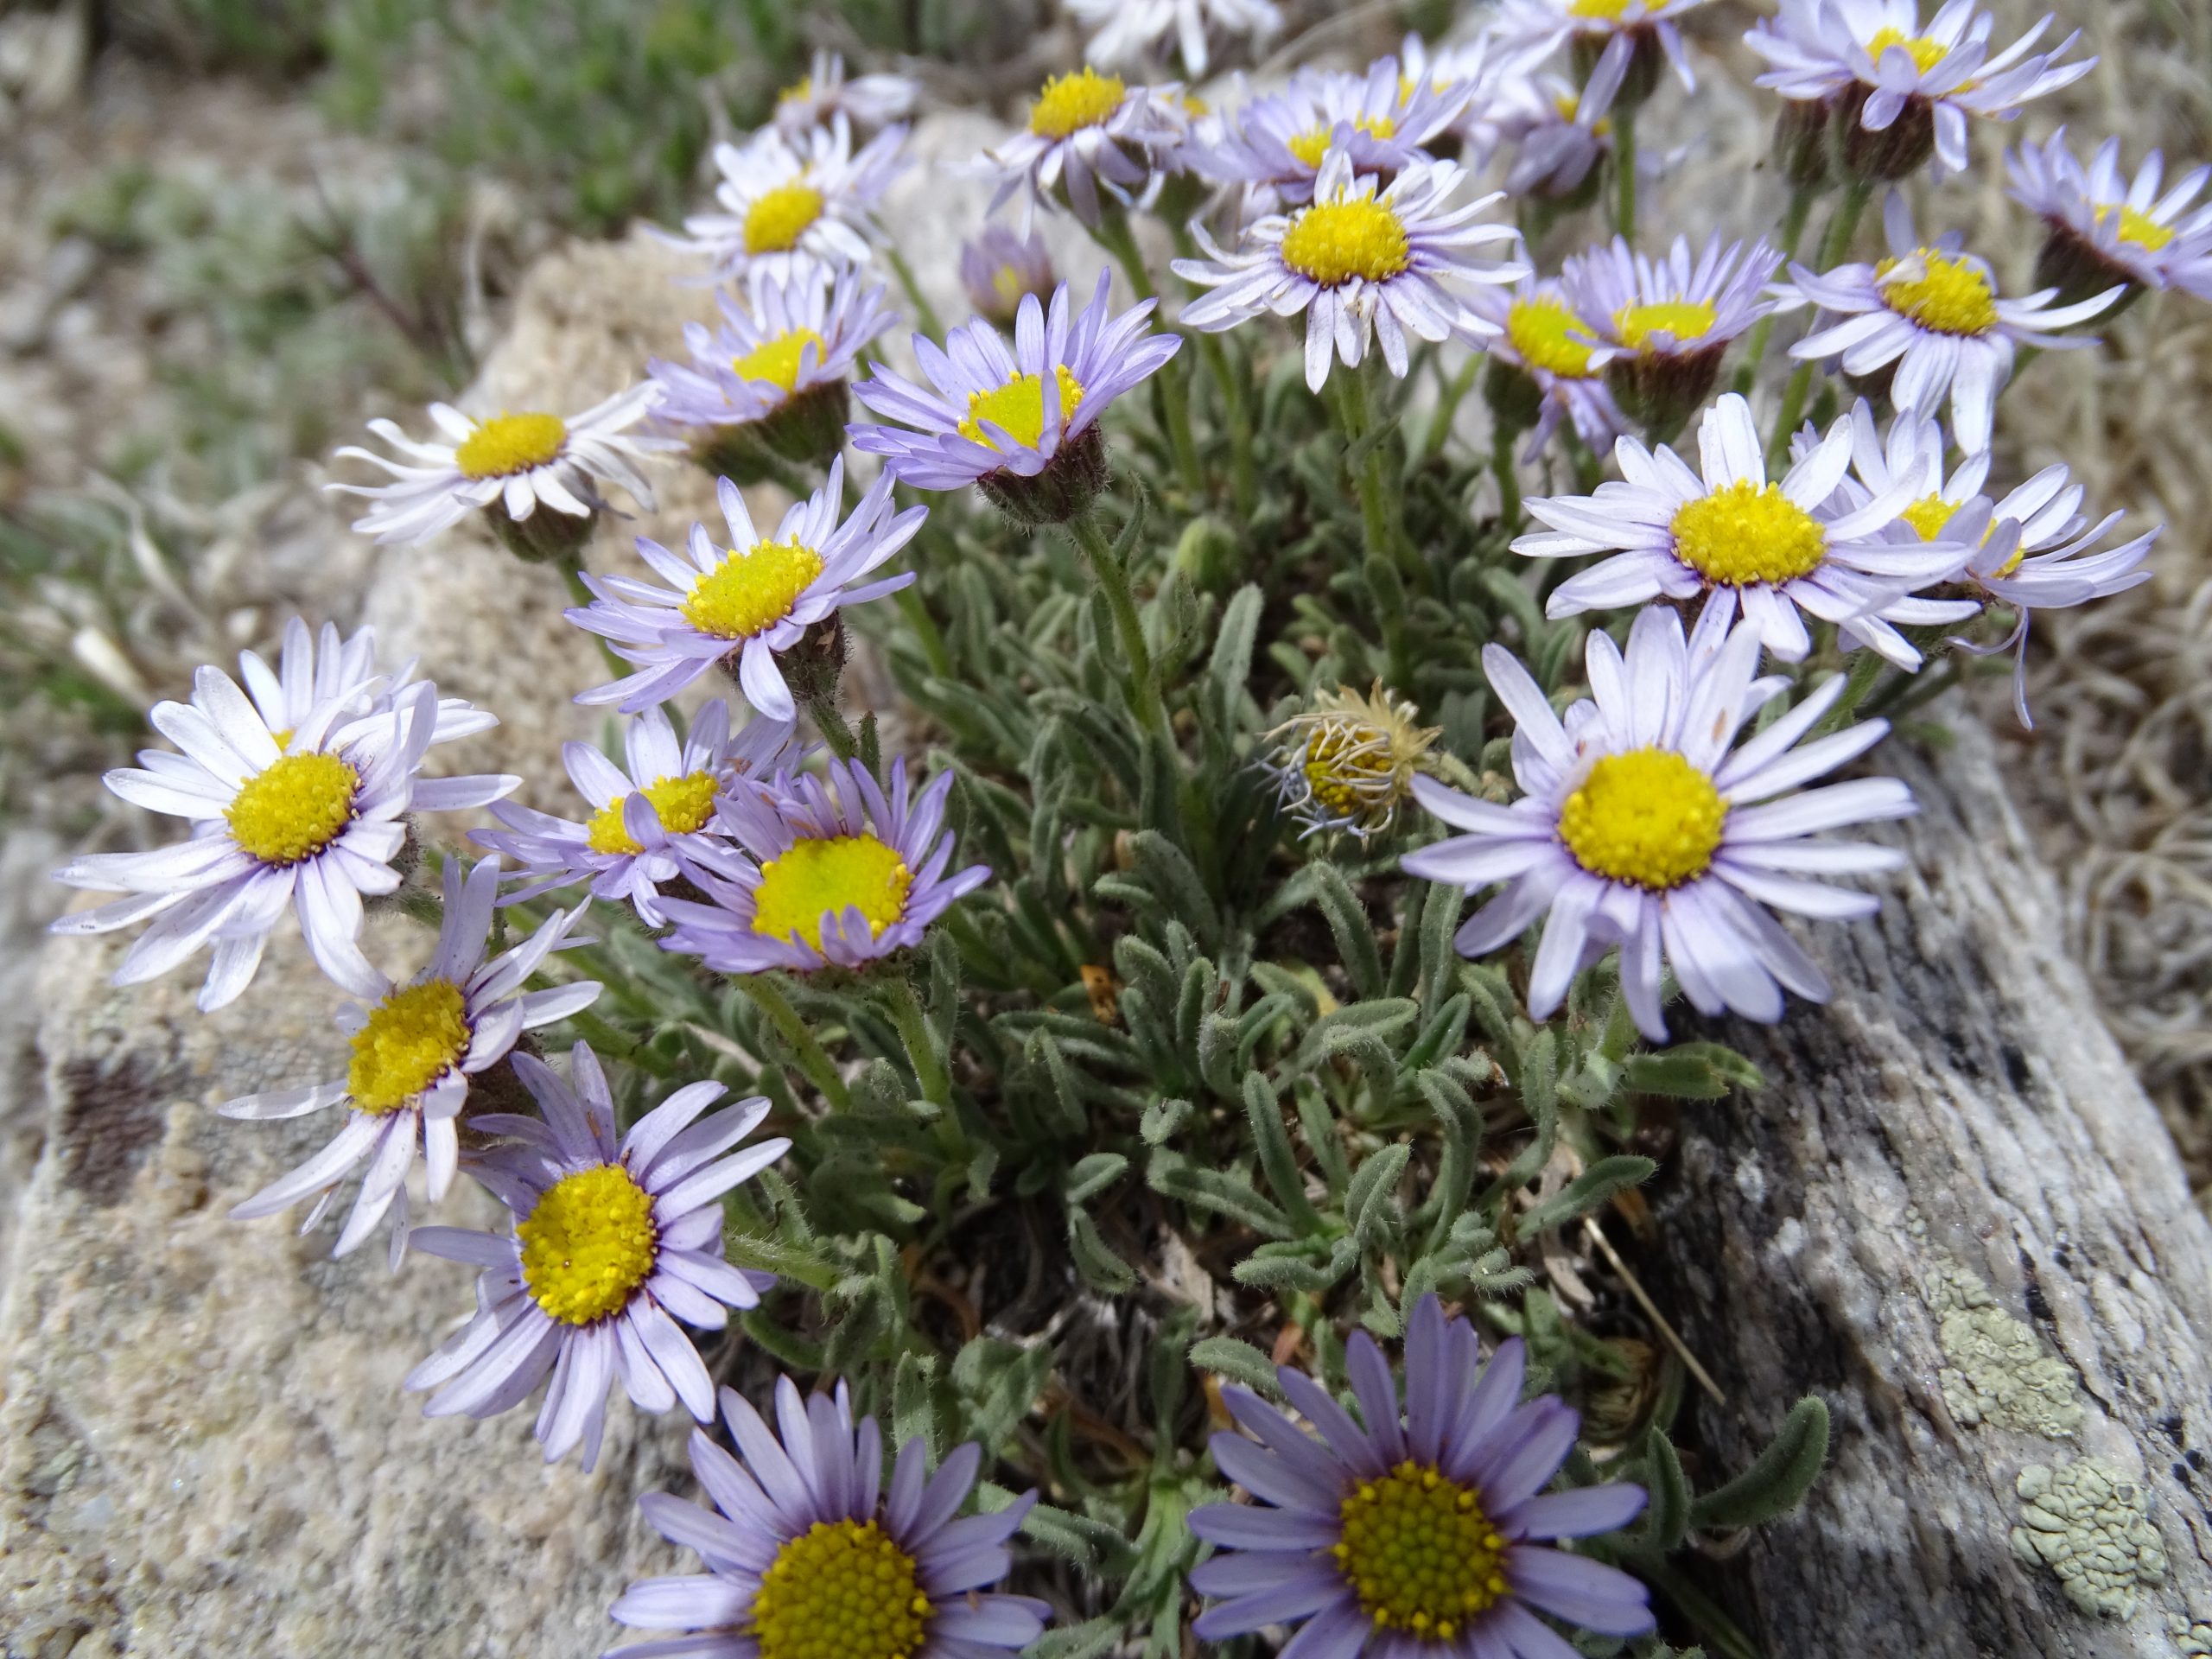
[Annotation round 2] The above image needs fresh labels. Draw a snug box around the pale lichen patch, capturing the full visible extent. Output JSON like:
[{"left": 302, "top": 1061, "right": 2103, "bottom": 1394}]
[
  {"left": 1929, "top": 1260, "right": 2085, "bottom": 1437},
  {"left": 2010, "top": 1459, "right": 2167, "bottom": 1619}
]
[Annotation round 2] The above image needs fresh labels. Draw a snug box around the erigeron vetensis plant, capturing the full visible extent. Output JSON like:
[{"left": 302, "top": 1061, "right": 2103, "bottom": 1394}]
[{"left": 48, "top": 0, "right": 2194, "bottom": 1650}]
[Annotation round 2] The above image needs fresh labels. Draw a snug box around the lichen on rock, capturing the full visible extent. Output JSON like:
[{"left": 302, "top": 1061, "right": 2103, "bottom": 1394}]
[
  {"left": 1929, "top": 1259, "right": 2085, "bottom": 1437},
  {"left": 2010, "top": 1459, "right": 2168, "bottom": 1619}
]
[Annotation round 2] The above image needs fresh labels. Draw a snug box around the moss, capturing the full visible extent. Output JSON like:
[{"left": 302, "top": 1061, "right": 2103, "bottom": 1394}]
[
  {"left": 1928, "top": 1260, "right": 2085, "bottom": 1438},
  {"left": 2010, "top": 1460, "right": 2167, "bottom": 1619}
]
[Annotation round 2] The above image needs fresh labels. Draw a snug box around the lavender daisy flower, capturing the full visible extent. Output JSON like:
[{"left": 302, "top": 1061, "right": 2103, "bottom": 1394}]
[
  {"left": 1462, "top": 275, "right": 1630, "bottom": 461},
  {"left": 404, "top": 1041, "right": 788, "bottom": 1471},
  {"left": 1066, "top": 0, "right": 1282, "bottom": 77},
  {"left": 568, "top": 459, "right": 924, "bottom": 720},
  {"left": 329, "top": 384, "right": 674, "bottom": 551},
  {"left": 2008, "top": 129, "right": 2212, "bottom": 306},
  {"left": 1492, "top": 0, "right": 1713, "bottom": 103},
  {"left": 1196, "top": 60, "right": 1478, "bottom": 212},
  {"left": 1771, "top": 194, "right": 2120, "bottom": 453},
  {"left": 1513, "top": 393, "right": 1961, "bottom": 664},
  {"left": 1189, "top": 1294, "right": 1652, "bottom": 1656},
  {"left": 606, "top": 1374, "right": 1047, "bottom": 1659},
  {"left": 671, "top": 118, "right": 909, "bottom": 285},
  {"left": 772, "top": 50, "right": 918, "bottom": 137},
  {"left": 959, "top": 225, "right": 1059, "bottom": 328},
  {"left": 1745, "top": 0, "right": 2094, "bottom": 179},
  {"left": 476, "top": 701, "right": 803, "bottom": 928},
  {"left": 850, "top": 272, "right": 1180, "bottom": 522},
  {"left": 659, "top": 756, "right": 988, "bottom": 976},
  {"left": 52, "top": 676, "right": 517, "bottom": 1009},
  {"left": 982, "top": 67, "right": 1188, "bottom": 230},
  {"left": 1562, "top": 233, "right": 1781, "bottom": 432},
  {"left": 1404, "top": 606, "right": 1916, "bottom": 1038},
  {"left": 1173, "top": 150, "right": 1525, "bottom": 392},
  {"left": 1487, "top": 57, "right": 1629, "bottom": 201},
  {"left": 646, "top": 270, "right": 896, "bottom": 467},
  {"left": 221, "top": 854, "right": 599, "bottom": 1268}
]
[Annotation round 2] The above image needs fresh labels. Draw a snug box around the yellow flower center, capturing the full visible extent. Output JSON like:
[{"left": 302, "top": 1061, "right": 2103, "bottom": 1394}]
[
  {"left": 226, "top": 751, "right": 360, "bottom": 866},
  {"left": 1332, "top": 1460, "right": 1510, "bottom": 1641},
  {"left": 779, "top": 74, "right": 813, "bottom": 106},
  {"left": 1030, "top": 68, "right": 1126, "bottom": 138},
  {"left": 1614, "top": 299, "right": 1719, "bottom": 352},
  {"left": 957, "top": 365, "right": 1086, "bottom": 451},
  {"left": 1877, "top": 249, "right": 1999, "bottom": 335},
  {"left": 745, "top": 183, "right": 826, "bottom": 256},
  {"left": 1866, "top": 26, "right": 1949, "bottom": 73},
  {"left": 1287, "top": 115, "right": 1398, "bottom": 169},
  {"left": 454, "top": 412, "right": 568, "bottom": 480},
  {"left": 585, "top": 771, "right": 723, "bottom": 857},
  {"left": 1507, "top": 297, "right": 1597, "bottom": 378},
  {"left": 681, "top": 540, "right": 826, "bottom": 640},
  {"left": 1303, "top": 725, "right": 1394, "bottom": 816},
  {"left": 733, "top": 328, "right": 828, "bottom": 394},
  {"left": 751, "top": 833, "right": 914, "bottom": 954},
  {"left": 2100, "top": 204, "right": 2175, "bottom": 251},
  {"left": 990, "top": 264, "right": 1028, "bottom": 313},
  {"left": 1670, "top": 480, "right": 1829, "bottom": 586},
  {"left": 518, "top": 1163, "right": 659, "bottom": 1325},
  {"left": 1900, "top": 493, "right": 1957, "bottom": 541},
  {"left": 1570, "top": 0, "right": 1633, "bottom": 17},
  {"left": 752, "top": 1518, "right": 932, "bottom": 1659},
  {"left": 1281, "top": 199, "right": 1412, "bottom": 287},
  {"left": 1558, "top": 748, "right": 1727, "bottom": 890},
  {"left": 346, "top": 978, "right": 470, "bottom": 1114}
]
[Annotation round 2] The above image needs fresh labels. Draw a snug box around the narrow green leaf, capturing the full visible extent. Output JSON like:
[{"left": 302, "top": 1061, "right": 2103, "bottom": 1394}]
[
  {"left": 1069, "top": 1206, "right": 1139, "bottom": 1294},
  {"left": 1188, "top": 1334, "right": 1281, "bottom": 1397},
  {"left": 1624, "top": 1042, "right": 1765, "bottom": 1099},
  {"left": 1308, "top": 861, "right": 1386, "bottom": 1001},
  {"left": 1346, "top": 1142, "right": 1412, "bottom": 1247},
  {"left": 1519, "top": 1154, "right": 1656, "bottom": 1236},
  {"left": 1243, "top": 1073, "right": 1323, "bottom": 1230},
  {"left": 1637, "top": 1427, "right": 1691, "bottom": 1553},
  {"left": 1065, "top": 1152, "right": 1129, "bottom": 1205},
  {"left": 1690, "top": 1396, "right": 1831, "bottom": 1531}
]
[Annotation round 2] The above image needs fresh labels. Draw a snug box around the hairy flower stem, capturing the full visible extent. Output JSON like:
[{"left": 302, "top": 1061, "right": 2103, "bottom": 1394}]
[
  {"left": 1172, "top": 222, "right": 1259, "bottom": 517},
  {"left": 1070, "top": 506, "right": 1170, "bottom": 737},
  {"left": 1421, "top": 353, "right": 1484, "bottom": 465},
  {"left": 1491, "top": 421, "right": 1523, "bottom": 526},
  {"left": 1093, "top": 210, "right": 1206, "bottom": 499},
  {"left": 883, "top": 973, "right": 955, "bottom": 1116},
  {"left": 1768, "top": 181, "right": 1874, "bottom": 466},
  {"left": 1332, "top": 365, "right": 1411, "bottom": 576},
  {"left": 804, "top": 687, "right": 861, "bottom": 763},
  {"left": 881, "top": 243, "right": 944, "bottom": 342},
  {"left": 738, "top": 973, "right": 849, "bottom": 1110},
  {"left": 1732, "top": 186, "right": 1819, "bottom": 394},
  {"left": 1613, "top": 105, "right": 1638, "bottom": 241}
]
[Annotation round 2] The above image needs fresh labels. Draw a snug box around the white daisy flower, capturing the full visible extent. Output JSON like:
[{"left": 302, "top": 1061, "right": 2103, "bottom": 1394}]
[
  {"left": 1561, "top": 232, "right": 1781, "bottom": 430},
  {"left": 1403, "top": 604, "right": 1916, "bottom": 1040},
  {"left": 772, "top": 50, "right": 918, "bottom": 137},
  {"left": 220, "top": 853, "right": 599, "bottom": 1268},
  {"left": 982, "top": 67, "right": 1189, "bottom": 230},
  {"left": 646, "top": 269, "right": 895, "bottom": 470},
  {"left": 671, "top": 118, "right": 909, "bottom": 285},
  {"left": 330, "top": 384, "right": 674, "bottom": 549},
  {"left": 1492, "top": 0, "right": 1713, "bottom": 101},
  {"left": 1173, "top": 149, "right": 1525, "bottom": 391},
  {"left": 236, "top": 614, "right": 498, "bottom": 752},
  {"left": 1066, "top": 0, "right": 1281, "bottom": 76},
  {"left": 1484, "top": 57, "right": 1628, "bottom": 200},
  {"left": 404, "top": 1042, "right": 788, "bottom": 1471},
  {"left": 2008, "top": 129, "right": 2212, "bottom": 303},
  {"left": 1461, "top": 273, "right": 1630, "bottom": 461},
  {"left": 52, "top": 676, "right": 517, "bottom": 1010},
  {"left": 1745, "top": 0, "right": 2094, "bottom": 178},
  {"left": 569, "top": 459, "right": 924, "bottom": 721},
  {"left": 1513, "top": 392, "right": 1962, "bottom": 664},
  {"left": 1195, "top": 59, "right": 1478, "bottom": 212},
  {"left": 475, "top": 699, "right": 804, "bottom": 927},
  {"left": 1771, "top": 193, "right": 2120, "bottom": 453}
]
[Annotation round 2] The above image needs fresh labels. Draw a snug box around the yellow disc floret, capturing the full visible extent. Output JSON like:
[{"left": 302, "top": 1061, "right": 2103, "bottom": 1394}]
[
  {"left": 1303, "top": 727, "right": 1394, "bottom": 817},
  {"left": 518, "top": 1163, "right": 659, "bottom": 1325},
  {"left": 750, "top": 833, "right": 914, "bottom": 954},
  {"left": 1614, "top": 299, "right": 1719, "bottom": 352},
  {"left": 1507, "top": 296, "right": 1598, "bottom": 378},
  {"left": 1569, "top": 0, "right": 1633, "bottom": 17},
  {"left": 586, "top": 771, "right": 723, "bottom": 857},
  {"left": 1287, "top": 115, "right": 1397, "bottom": 169},
  {"left": 1030, "top": 68, "right": 1126, "bottom": 138},
  {"left": 226, "top": 751, "right": 360, "bottom": 866},
  {"left": 745, "top": 183, "right": 826, "bottom": 256},
  {"left": 1877, "top": 249, "right": 1999, "bottom": 335},
  {"left": 1866, "top": 26, "right": 1949, "bottom": 73},
  {"left": 682, "top": 540, "right": 826, "bottom": 640},
  {"left": 1900, "top": 493, "right": 1957, "bottom": 542},
  {"left": 751, "top": 1518, "right": 932, "bottom": 1659},
  {"left": 2101, "top": 204, "right": 2175, "bottom": 252},
  {"left": 1670, "top": 480, "right": 1828, "bottom": 587},
  {"left": 455, "top": 412, "right": 568, "bottom": 480},
  {"left": 957, "top": 366, "right": 1086, "bottom": 451},
  {"left": 1332, "top": 1460, "right": 1510, "bottom": 1641},
  {"left": 1281, "top": 199, "right": 1412, "bottom": 286},
  {"left": 1558, "top": 747, "right": 1727, "bottom": 890},
  {"left": 347, "top": 979, "right": 470, "bottom": 1113},
  {"left": 734, "top": 328, "right": 829, "bottom": 394}
]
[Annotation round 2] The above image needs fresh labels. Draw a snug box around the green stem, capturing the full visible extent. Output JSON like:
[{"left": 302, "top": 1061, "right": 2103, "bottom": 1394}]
[
  {"left": 1094, "top": 210, "right": 1205, "bottom": 498},
  {"left": 1811, "top": 647, "right": 1890, "bottom": 741},
  {"left": 1198, "top": 334, "right": 1256, "bottom": 518},
  {"left": 893, "top": 584, "right": 954, "bottom": 680},
  {"left": 803, "top": 687, "right": 860, "bottom": 763},
  {"left": 881, "top": 243, "right": 944, "bottom": 341},
  {"left": 883, "top": 974, "right": 954, "bottom": 1116},
  {"left": 1732, "top": 185, "right": 1819, "bottom": 394},
  {"left": 736, "top": 974, "right": 849, "bottom": 1110},
  {"left": 1491, "top": 421, "right": 1523, "bottom": 528},
  {"left": 1332, "top": 365, "right": 1409, "bottom": 575},
  {"left": 1815, "top": 178, "right": 1873, "bottom": 270},
  {"left": 1613, "top": 105, "right": 1638, "bottom": 242},
  {"left": 559, "top": 562, "right": 634, "bottom": 680},
  {"left": 1421, "top": 353, "right": 1484, "bottom": 465},
  {"left": 1069, "top": 507, "right": 1170, "bottom": 736},
  {"left": 1766, "top": 360, "right": 1816, "bottom": 468}
]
